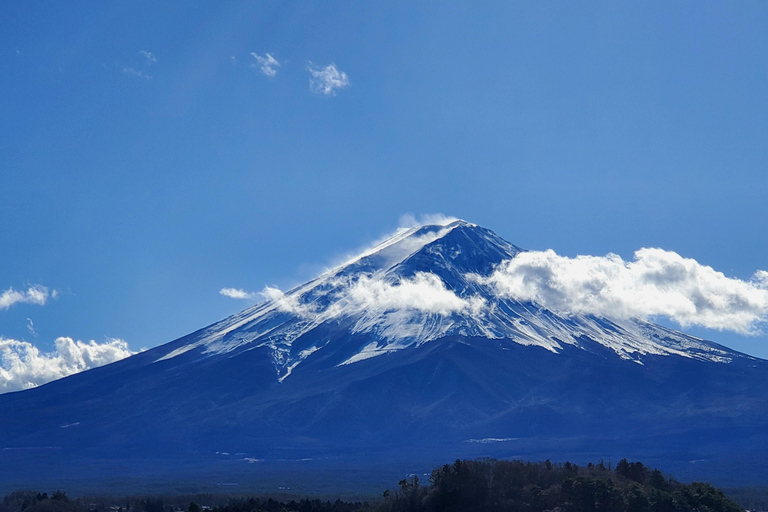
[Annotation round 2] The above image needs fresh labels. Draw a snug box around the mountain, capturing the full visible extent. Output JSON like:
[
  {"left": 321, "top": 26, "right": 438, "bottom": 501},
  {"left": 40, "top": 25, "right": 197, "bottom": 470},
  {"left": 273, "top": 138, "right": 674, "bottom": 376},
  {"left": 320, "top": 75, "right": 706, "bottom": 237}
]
[{"left": 1, "top": 220, "right": 767, "bottom": 492}]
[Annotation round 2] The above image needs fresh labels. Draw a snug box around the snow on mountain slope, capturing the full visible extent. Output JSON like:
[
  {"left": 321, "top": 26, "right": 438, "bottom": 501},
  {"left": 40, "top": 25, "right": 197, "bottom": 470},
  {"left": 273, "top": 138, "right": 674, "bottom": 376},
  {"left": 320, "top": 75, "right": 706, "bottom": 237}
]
[{"left": 154, "top": 220, "right": 743, "bottom": 380}]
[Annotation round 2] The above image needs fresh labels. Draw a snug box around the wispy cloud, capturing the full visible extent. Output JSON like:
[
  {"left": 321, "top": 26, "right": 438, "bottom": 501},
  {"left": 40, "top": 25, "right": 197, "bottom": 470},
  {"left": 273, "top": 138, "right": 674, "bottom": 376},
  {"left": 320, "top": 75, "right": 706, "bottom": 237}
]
[
  {"left": 139, "top": 50, "right": 157, "bottom": 64},
  {"left": 122, "top": 67, "right": 151, "bottom": 80},
  {"left": 261, "top": 286, "right": 317, "bottom": 317},
  {"left": 473, "top": 248, "right": 768, "bottom": 335},
  {"left": 398, "top": 213, "right": 460, "bottom": 228},
  {"left": 26, "top": 318, "right": 37, "bottom": 337},
  {"left": 0, "top": 337, "right": 135, "bottom": 394},
  {"left": 219, "top": 287, "right": 259, "bottom": 300},
  {"left": 307, "top": 62, "right": 350, "bottom": 96},
  {"left": 0, "top": 285, "right": 51, "bottom": 311},
  {"left": 251, "top": 52, "right": 280, "bottom": 77}
]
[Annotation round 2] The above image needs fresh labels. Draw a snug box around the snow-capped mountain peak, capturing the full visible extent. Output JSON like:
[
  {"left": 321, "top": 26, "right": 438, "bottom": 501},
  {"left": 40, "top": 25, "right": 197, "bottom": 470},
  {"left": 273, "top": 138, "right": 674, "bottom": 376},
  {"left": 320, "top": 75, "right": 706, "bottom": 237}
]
[
  {"left": 4, "top": 220, "right": 766, "bottom": 491},
  {"left": 154, "top": 220, "right": 742, "bottom": 377},
  {"left": 334, "top": 220, "right": 470, "bottom": 273}
]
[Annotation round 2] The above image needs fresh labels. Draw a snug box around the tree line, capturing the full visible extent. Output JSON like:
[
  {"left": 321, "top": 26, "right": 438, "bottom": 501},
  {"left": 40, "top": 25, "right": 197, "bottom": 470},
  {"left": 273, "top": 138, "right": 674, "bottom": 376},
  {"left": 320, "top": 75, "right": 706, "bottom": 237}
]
[
  {"left": 374, "top": 458, "right": 743, "bottom": 512},
  {"left": 0, "top": 458, "right": 746, "bottom": 512}
]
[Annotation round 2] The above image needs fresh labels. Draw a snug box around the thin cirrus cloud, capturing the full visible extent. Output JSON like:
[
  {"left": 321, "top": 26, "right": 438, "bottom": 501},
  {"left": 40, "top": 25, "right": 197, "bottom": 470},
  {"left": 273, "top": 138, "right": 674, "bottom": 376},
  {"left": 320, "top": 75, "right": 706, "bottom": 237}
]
[
  {"left": 250, "top": 52, "right": 280, "bottom": 77},
  {"left": 472, "top": 248, "right": 768, "bottom": 335},
  {"left": 122, "top": 67, "right": 151, "bottom": 80},
  {"left": 0, "top": 285, "right": 53, "bottom": 311},
  {"left": 307, "top": 62, "right": 350, "bottom": 95},
  {"left": 0, "top": 337, "right": 136, "bottom": 394},
  {"left": 26, "top": 318, "right": 37, "bottom": 337},
  {"left": 122, "top": 50, "right": 156, "bottom": 80},
  {"left": 139, "top": 50, "right": 157, "bottom": 64}
]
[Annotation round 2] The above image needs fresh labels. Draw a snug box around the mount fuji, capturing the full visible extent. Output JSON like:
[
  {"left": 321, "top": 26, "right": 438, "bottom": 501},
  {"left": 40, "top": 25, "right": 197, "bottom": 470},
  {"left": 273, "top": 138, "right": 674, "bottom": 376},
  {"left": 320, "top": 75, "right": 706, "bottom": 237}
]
[{"left": 1, "top": 220, "right": 767, "bottom": 491}]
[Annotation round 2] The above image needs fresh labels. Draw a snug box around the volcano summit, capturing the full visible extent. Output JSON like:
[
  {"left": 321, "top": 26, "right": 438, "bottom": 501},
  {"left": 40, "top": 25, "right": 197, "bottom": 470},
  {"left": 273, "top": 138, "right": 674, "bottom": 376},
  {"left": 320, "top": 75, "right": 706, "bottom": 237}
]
[{"left": 1, "top": 220, "right": 767, "bottom": 490}]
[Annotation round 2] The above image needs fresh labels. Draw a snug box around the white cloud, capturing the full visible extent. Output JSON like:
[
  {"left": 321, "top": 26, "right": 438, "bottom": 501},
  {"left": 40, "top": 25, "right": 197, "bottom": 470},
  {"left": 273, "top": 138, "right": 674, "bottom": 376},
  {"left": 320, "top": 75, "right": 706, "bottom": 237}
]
[
  {"left": 0, "top": 337, "right": 136, "bottom": 394},
  {"left": 251, "top": 52, "right": 280, "bottom": 77},
  {"left": 219, "top": 218, "right": 768, "bottom": 340},
  {"left": 343, "top": 272, "right": 483, "bottom": 316},
  {"left": 0, "top": 285, "right": 51, "bottom": 311},
  {"left": 123, "top": 67, "right": 151, "bottom": 80},
  {"left": 139, "top": 50, "right": 157, "bottom": 64},
  {"left": 307, "top": 62, "right": 350, "bottom": 95},
  {"left": 219, "top": 287, "right": 259, "bottom": 300},
  {"left": 474, "top": 248, "right": 768, "bottom": 334},
  {"left": 264, "top": 272, "right": 482, "bottom": 324}
]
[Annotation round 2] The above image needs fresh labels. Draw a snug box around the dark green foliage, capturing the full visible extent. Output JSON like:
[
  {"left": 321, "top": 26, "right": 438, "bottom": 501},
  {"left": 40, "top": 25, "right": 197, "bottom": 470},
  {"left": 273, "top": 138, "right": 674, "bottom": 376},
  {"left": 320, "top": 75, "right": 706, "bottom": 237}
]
[
  {"left": 0, "top": 491, "right": 79, "bottom": 512},
  {"left": 374, "top": 458, "right": 744, "bottom": 512},
  {"left": 676, "top": 483, "right": 742, "bottom": 512},
  {"left": 563, "top": 476, "right": 623, "bottom": 512},
  {"left": 423, "top": 460, "right": 491, "bottom": 512},
  {"left": 0, "top": 461, "right": 744, "bottom": 512},
  {"left": 616, "top": 459, "right": 648, "bottom": 484}
]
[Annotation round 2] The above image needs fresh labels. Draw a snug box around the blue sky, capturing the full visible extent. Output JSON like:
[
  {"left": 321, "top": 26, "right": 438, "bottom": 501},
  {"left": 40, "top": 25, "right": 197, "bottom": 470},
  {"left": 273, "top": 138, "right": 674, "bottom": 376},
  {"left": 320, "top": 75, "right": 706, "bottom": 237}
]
[{"left": 2, "top": 1, "right": 768, "bottom": 373}]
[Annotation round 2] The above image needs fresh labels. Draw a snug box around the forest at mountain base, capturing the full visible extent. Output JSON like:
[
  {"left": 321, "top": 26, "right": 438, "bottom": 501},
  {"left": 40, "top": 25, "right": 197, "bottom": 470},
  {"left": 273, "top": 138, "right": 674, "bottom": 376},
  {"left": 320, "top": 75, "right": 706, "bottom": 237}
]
[{"left": 0, "top": 458, "right": 749, "bottom": 512}]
